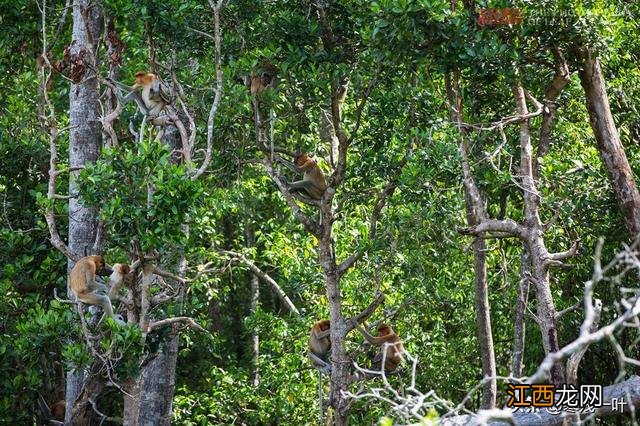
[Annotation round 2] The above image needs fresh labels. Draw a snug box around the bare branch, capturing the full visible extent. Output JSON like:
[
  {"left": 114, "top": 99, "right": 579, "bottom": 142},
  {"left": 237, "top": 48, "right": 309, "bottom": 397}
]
[
  {"left": 549, "top": 239, "right": 580, "bottom": 261},
  {"left": 192, "top": 1, "right": 224, "bottom": 179},
  {"left": 221, "top": 250, "right": 300, "bottom": 315},
  {"left": 458, "top": 219, "right": 525, "bottom": 239},
  {"left": 147, "top": 316, "right": 207, "bottom": 333}
]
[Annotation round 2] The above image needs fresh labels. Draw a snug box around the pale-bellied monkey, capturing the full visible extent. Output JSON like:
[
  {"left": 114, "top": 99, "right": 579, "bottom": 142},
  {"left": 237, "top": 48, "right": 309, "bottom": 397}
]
[
  {"left": 108, "top": 71, "right": 172, "bottom": 118},
  {"left": 308, "top": 319, "right": 331, "bottom": 419},
  {"left": 279, "top": 153, "right": 327, "bottom": 200},
  {"left": 108, "top": 263, "right": 130, "bottom": 302},
  {"left": 69, "top": 255, "right": 124, "bottom": 326},
  {"left": 354, "top": 322, "right": 404, "bottom": 372}
]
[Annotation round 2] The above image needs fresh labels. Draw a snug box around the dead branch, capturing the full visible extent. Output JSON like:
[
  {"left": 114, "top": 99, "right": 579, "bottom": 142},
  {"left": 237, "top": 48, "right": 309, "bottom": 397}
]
[
  {"left": 147, "top": 316, "right": 207, "bottom": 333},
  {"left": 192, "top": 0, "right": 224, "bottom": 179},
  {"left": 221, "top": 250, "right": 300, "bottom": 315}
]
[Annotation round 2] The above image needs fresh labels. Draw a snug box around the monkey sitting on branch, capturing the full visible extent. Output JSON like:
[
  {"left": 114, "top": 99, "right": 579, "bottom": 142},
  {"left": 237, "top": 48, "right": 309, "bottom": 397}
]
[
  {"left": 107, "top": 71, "right": 174, "bottom": 121},
  {"left": 69, "top": 255, "right": 126, "bottom": 326},
  {"left": 354, "top": 322, "right": 404, "bottom": 373},
  {"left": 278, "top": 152, "right": 327, "bottom": 200}
]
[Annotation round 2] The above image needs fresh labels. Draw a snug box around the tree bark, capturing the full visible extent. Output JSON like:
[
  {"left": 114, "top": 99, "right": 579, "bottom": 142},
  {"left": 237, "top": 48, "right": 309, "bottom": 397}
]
[
  {"left": 445, "top": 70, "right": 497, "bottom": 409},
  {"left": 511, "top": 247, "right": 530, "bottom": 379},
  {"left": 579, "top": 48, "right": 640, "bottom": 237},
  {"left": 137, "top": 336, "right": 179, "bottom": 426},
  {"left": 319, "top": 236, "right": 350, "bottom": 426},
  {"left": 247, "top": 228, "right": 260, "bottom": 387},
  {"left": 134, "top": 124, "right": 185, "bottom": 426},
  {"left": 513, "top": 84, "right": 564, "bottom": 386},
  {"left": 66, "top": 0, "right": 103, "bottom": 423}
]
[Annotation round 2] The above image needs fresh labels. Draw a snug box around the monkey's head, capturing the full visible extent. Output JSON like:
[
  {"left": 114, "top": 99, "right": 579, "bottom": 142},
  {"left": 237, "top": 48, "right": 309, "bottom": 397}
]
[
  {"left": 89, "top": 255, "right": 112, "bottom": 276},
  {"left": 133, "top": 71, "right": 155, "bottom": 88},
  {"left": 377, "top": 324, "right": 393, "bottom": 336},
  {"left": 294, "top": 153, "right": 313, "bottom": 167},
  {"left": 318, "top": 319, "right": 330, "bottom": 331},
  {"left": 114, "top": 263, "right": 130, "bottom": 275}
]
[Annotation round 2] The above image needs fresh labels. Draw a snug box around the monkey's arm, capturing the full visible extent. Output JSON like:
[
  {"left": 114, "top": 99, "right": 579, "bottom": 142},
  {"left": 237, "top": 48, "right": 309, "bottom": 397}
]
[
  {"left": 315, "top": 329, "right": 331, "bottom": 339},
  {"left": 355, "top": 323, "right": 386, "bottom": 345},
  {"left": 277, "top": 157, "right": 303, "bottom": 174},
  {"left": 308, "top": 351, "right": 332, "bottom": 374},
  {"left": 106, "top": 78, "right": 150, "bottom": 114}
]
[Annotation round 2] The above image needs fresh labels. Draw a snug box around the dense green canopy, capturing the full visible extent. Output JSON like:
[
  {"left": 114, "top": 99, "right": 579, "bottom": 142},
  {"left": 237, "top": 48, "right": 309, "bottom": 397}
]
[{"left": 1, "top": 0, "right": 639, "bottom": 424}]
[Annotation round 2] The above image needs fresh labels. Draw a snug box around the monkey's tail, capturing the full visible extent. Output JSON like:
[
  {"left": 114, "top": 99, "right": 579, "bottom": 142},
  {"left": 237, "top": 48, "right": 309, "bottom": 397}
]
[{"left": 318, "top": 370, "right": 324, "bottom": 423}]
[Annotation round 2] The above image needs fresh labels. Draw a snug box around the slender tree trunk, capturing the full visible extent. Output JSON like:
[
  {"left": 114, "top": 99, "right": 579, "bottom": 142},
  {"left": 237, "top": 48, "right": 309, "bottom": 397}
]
[
  {"left": 579, "top": 48, "right": 640, "bottom": 237},
  {"left": 319, "top": 236, "right": 350, "bottom": 426},
  {"left": 511, "top": 247, "right": 530, "bottom": 379},
  {"left": 250, "top": 272, "right": 260, "bottom": 387},
  {"left": 445, "top": 71, "right": 497, "bottom": 409},
  {"left": 134, "top": 125, "right": 186, "bottom": 425},
  {"left": 65, "top": 0, "right": 103, "bottom": 422},
  {"left": 513, "top": 84, "right": 564, "bottom": 386},
  {"left": 246, "top": 228, "right": 260, "bottom": 387}
]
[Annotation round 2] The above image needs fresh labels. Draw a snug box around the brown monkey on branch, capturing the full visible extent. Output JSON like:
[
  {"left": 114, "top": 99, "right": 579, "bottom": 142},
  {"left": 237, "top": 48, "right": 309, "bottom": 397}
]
[
  {"left": 108, "top": 71, "right": 173, "bottom": 117},
  {"left": 279, "top": 153, "right": 327, "bottom": 200},
  {"left": 308, "top": 319, "right": 332, "bottom": 418},
  {"left": 69, "top": 255, "right": 124, "bottom": 326},
  {"left": 355, "top": 323, "right": 404, "bottom": 372},
  {"left": 243, "top": 57, "right": 278, "bottom": 95},
  {"left": 308, "top": 319, "right": 332, "bottom": 374}
]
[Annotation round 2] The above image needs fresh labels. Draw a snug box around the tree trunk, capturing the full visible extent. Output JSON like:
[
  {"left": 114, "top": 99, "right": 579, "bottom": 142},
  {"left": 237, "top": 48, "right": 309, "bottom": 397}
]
[
  {"left": 513, "top": 84, "right": 564, "bottom": 386},
  {"left": 250, "top": 272, "right": 260, "bottom": 387},
  {"left": 65, "top": 0, "right": 103, "bottom": 422},
  {"left": 137, "top": 336, "right": 180, "bottom": 426},
  {"left": 133, "top": 124, "right": 186, "bottom": 425},
  {"left": 579, "top": 48, "right": 640, "bottom": 237},
  {"left": 247, "top": 228, "right": 260, "bottom": 387},
  {"left": 318, "top": 237, "right": 349, "bottom": 426},
  {"left": 511, "top": 247, "right": 530, "bottom": 378},
  {"left": 445, "top": 71, "right": 497, "bottom": 409}
]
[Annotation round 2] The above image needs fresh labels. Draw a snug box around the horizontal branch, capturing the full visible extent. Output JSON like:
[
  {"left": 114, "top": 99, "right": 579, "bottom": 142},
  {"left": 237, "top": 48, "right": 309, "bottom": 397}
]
[
  {"left": 147, "top": 316, "right": 206, "bottom": 333},
  {"left": 549, "top": 239, "right": 580, "bottom": 261},
  {"left": 458, "top": 219, "right": 525, "bottom": 239}
]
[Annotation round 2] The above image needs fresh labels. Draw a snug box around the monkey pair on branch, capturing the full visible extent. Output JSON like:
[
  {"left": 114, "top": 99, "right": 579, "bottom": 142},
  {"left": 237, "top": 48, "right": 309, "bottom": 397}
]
[
  {"left": 105, "top": 71, "right": 187, "bottom": 146},
  {"left": 308, "top": 318, "right": 405, "bottom": 376},
  {"left": 69, "top": 255, "right": 130, "bottom": 326}
]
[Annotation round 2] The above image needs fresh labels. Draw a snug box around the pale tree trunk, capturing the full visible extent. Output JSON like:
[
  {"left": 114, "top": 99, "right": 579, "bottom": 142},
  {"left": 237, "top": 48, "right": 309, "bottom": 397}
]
[
  {"left": 137, "top": 336, "right": 180, "bottom": 426},
  {"left": 511, "top": 247, "right": 530, "bottom": 379},
  {"left": 131, "top": 124, "right": 185, "bottom": 426},
  {"left": 445, "top": 70, "right": 497, "bottom": 409},
  {"left": 512, "top": 49, "right": 568, "bottom": 381},
  {"left": 579, "top": 48, "right": 640, "bottom": 237},
  {"left": 513, "top": 84, "right": 564, "bottom": 386},
  {"left": 319, "top": 236, "right": 350, "bottom": 426},
  {"left": 250, "top": 272, "right": 260, "bottom": 387},
  {"left": 65, "top": 0, "right": 103, "bottom": 423},
  {"left": 247, "top": 228, "right": 260, "bottom": 387}
]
